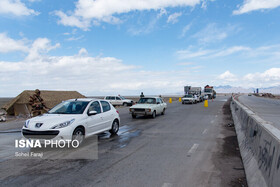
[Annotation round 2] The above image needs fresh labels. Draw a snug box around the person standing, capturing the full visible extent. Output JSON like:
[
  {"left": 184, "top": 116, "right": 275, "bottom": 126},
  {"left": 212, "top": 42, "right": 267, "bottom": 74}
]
[
  {"left": 140, "top": 92, "right": 145, "bottom": 98},
  {"left": 29, "top": 89, "right": 49, "bottom": 117}
]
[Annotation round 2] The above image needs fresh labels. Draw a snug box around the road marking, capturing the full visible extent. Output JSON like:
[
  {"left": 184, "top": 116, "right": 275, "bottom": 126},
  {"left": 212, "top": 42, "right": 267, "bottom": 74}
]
[
  {"left": 187, "top": 143, "right": 199, "bottom": 156},
  {"left": 162, "top": 183, "right": 173, "bottom": 187},
  {"left": 202, "top": 129, "right": 208, "bottom": 134}
]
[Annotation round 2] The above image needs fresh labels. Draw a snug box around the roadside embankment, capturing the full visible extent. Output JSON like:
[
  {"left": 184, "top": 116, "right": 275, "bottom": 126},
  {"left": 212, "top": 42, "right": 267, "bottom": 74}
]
[{"left": 231, "top": 96, "right": 280, "bottom": 187}]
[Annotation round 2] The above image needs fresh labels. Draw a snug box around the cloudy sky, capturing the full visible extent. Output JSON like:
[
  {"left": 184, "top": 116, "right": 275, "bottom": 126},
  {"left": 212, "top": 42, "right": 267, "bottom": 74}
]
[{"left": 0, "top": 0, "right": 280, "bottom": 96}]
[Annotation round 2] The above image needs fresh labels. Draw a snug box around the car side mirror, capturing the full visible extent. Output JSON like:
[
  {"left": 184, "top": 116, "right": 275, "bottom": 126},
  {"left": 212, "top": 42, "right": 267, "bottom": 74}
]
[
  {"left": 88, "top": 110, "right": 97, "bottom": 116},
  {"left": 157, "top": 102, "right": 160, "bottom": 104}
]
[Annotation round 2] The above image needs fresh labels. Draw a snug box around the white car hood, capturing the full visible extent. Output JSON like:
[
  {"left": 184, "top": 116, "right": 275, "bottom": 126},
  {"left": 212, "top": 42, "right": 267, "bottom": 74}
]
[
  {"left": 26, "top": 114, "right": 83, "bottom": 130},
  {"left": 130, "top": 104, "right": 156, "bottom": 109}
]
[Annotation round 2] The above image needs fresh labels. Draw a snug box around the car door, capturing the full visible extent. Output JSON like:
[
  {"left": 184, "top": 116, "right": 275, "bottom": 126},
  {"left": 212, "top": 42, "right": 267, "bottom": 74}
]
[
  {"left": 156, "top": 98, "right": 163, "bottom": 113},
  {"left": 85, "top": 101, "right": 104, "bottom": 134},
  {"left": 110, "top": 96, "right": 117, "bottom": 105},
  {"left": 116, "top": 96, "right": 122, "bottom": 105},
  {"left": 160, "top": 98, "right": 166, "bottom": 111},
  {"left": 100, "top": 101, "right": 114, "bottom": 129}
]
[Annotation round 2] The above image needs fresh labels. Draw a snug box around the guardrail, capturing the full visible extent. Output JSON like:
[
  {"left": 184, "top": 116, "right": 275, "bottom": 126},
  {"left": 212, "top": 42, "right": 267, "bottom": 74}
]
[{"left": 231, "top": 96, "right": 280, "bottom": 187}]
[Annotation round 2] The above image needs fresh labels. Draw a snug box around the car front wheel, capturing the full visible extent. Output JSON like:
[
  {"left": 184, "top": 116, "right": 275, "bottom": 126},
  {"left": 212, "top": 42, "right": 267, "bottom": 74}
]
[
  {"left": 161, "top": 108, "right": 165, "bottom": 115},
  {"left": 109, "top": 120, "right": 119, "bottom": 135},
  {"left": 152, "top": 111, "right": 156, "bottom": 118},
  {"left": 72, "top": 127, "right": 85, "bottom": 145},
  {"left": 132, "top": 114, "right": 136, "bottom": 118}
]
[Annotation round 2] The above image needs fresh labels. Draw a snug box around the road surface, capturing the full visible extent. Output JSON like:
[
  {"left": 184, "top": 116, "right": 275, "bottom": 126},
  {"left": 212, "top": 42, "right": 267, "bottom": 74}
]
[
  {"left": 0, "top": 96, "right": 246, "bottom": 187},
  {"left": 238, "top": 95, "right": 280, "bottom": 129}
]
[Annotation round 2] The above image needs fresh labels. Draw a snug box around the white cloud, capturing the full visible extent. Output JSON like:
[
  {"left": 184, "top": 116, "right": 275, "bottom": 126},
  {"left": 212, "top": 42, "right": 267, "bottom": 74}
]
[
  {"left": 0, "top": 0, "right": 39, "bottom": 16},
  {"left": 176, "top": 47, "right": 213, "bottom": 59},
  {"left": 54, "top": 11, "right": 91, "bottom": 31},
  {"left": 54, "top": 0, "right": 201, "bottom": 29},
  {"left": 167, "top": 12, "right": 182, "bottom": 24},
  {"left": 0, "top": 33, "right": 28, "bottom": 53},
  {"left": 180, "top": 23, "right": 192, "bottom": 38},
  {"left": 233, "top": 0, "right": 280, "bottom": 15},
  {"left": 211, "top": 46, "right": 251, "bottom": 57},
  {"left": 26, "top": 38, "right": 60, "bottom": 60},
  {"left": 218, "top": 71, "right": 238, "bottom": 82},
  {"left": 192, "top": 23, "right": 229, "bottom": 44},
  {"left": 175, "top": 44, "right": 280, "bottom": 60},
  {"left": 1, "top": 36, "right": 206, "bottom": 96}
]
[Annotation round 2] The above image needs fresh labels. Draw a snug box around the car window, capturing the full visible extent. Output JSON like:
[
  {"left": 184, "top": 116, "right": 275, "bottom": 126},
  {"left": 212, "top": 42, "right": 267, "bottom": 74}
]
[
  {"left": 116, "top": 97, "right": 121, "bottom": 100},
  {"left": 160, "top": 98, "right": 164, "bottom": 103},
  {"left": 88, "top": 101, "right": 101, "bottom": 114},
  {"left": 105, "top": 96, "right": 110, "bottom": 100},
  {"left": 156, "top": 98, "right": 161, "bottom": 103},
  {"left": 101, "top": 101, "right": 111, "bottom": 112}
]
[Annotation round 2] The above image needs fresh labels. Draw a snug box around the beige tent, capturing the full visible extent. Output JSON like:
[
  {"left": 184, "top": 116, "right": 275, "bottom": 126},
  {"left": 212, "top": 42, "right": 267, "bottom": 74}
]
[{"left": 2, "top": 90, "right": 86, "bottom": 116}]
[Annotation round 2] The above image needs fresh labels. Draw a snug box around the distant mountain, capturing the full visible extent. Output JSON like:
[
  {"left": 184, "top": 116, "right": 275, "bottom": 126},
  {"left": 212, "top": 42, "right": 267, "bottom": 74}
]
[{"left": 214, "top": 85, "right": 280, "bottom": 94}]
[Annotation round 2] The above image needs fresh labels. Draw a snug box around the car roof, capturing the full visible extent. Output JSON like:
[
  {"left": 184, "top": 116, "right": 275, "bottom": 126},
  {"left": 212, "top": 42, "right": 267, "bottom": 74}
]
[
  {"left": 141, "top": 97, "right": 161, "bottom": 99},
  {"left": 66, "top": 98, "right": 104, "bottom": 102}
]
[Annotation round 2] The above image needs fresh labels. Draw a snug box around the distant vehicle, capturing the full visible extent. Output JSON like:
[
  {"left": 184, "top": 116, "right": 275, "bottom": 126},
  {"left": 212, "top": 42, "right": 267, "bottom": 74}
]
[
  {"left": 22, "top": 98, "right": 120, "bottom": 144},
  {"left": 104, "top": 95, "right": 133, "bottom": 106},
  {"left": 203, "top": 95, "right": 209, "bottom": 100},
  {"left": 248, "top": 93, "right": 252, "bottom": 96},
  {"left": 129, "top": 97, "right": 167, "bottom": 119},
  {"left": 204, "top": 85, "right": 216, "bottom": 99},
  {"left": 197, "top": 95, "right": 203, "bottom": 102},
  {"left": 182, "top": 94, "right": 197, "bottom": 104},
  {"left": 184, "top": 86, "right": 202, "bottom": 95}
]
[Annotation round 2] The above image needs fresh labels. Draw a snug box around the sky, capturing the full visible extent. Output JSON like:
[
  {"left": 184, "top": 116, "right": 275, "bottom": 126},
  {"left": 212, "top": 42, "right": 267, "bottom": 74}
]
[{"left": 0, "top": 0, "right": 280, "bottom": 97}]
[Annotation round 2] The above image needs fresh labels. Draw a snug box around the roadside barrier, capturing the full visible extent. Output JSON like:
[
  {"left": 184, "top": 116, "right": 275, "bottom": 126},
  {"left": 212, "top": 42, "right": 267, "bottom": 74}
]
[
  {"left": 169, "top": 98, "right": 172, "bottom": 103},
  {"left": 179, "top": 97, "right": 182, "bottom": 102},
  {"left": 231, "top": 97, "right": 280, "bottom": 187}
]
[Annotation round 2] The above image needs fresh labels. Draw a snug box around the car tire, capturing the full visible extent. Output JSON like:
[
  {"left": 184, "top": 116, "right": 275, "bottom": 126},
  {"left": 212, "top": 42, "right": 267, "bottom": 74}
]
[
  {"left": 72, "top": 127, "right": 85, "bottom": 145},
  {"left": 161, "top": 108, "right": 165, "bottom": 115},
  {"left": 123, "top": 102, "right": 127, "bottom": 107},
  {"left": 109, "top": 120, "right": 119, "bottom": 135},
  {"left": 132, "top": 114, "right": 136, "bottom": 119},
  {"left": 152, "top": 111, "right": 156, "bottom": 118}
]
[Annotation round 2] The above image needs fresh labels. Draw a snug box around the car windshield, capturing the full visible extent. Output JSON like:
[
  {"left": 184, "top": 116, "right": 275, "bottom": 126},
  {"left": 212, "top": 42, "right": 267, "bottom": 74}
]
[
  {"left": 120, "top": 96, "right": 126, "bottom": 100},
  {"left": 48, "top": 101, "right": 90, "bottom": 114},
  {"left": 138, "top": 98, "right": 156, "bottom": 104},
  {"left": 184, "top": 95, "right": 193, "bottom": 98}
]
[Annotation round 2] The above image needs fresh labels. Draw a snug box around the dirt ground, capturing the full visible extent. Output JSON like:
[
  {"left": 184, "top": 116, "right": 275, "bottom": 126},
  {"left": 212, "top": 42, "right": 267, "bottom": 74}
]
[{"left": 213, "top": 98, "right": 248, "bottom": 187}]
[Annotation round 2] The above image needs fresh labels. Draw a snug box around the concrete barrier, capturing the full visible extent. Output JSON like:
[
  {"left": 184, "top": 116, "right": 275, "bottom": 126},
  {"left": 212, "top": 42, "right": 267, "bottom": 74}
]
[{"left": 231, "top": 96, "right": 280, "bottom": 187}]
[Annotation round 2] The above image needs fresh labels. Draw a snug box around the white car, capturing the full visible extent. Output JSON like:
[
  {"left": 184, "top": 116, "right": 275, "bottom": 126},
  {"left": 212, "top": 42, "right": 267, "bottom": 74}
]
[
  {"left": 182, "top": 94, "right": 197, "bottom": 104},
  {"left": 129, "top": 97, "right": 167, "bottom": 118},
  {"left": 22, "top": 98, "right": 120, "bottom": 144},
  {"left": 104, "top": 95, "right": 134, "bottom": 106}
]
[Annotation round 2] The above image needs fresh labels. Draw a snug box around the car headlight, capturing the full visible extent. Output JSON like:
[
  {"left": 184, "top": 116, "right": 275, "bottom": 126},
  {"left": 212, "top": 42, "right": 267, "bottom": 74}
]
[
  {"left": 24, "top": 120, "right": 30, "bottom": 128},
  {"left": 146, "top": 109, "right": 151, "bottom": 112},
  {"left": 129, "top": 108, "right": 134, "bottom": 112},
  {"left": 51, "top": 119, "right": 75, "bottom": 129}
]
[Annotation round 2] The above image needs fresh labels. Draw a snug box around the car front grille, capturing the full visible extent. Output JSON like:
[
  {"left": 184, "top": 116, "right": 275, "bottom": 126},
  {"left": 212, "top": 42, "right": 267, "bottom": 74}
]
[
  {"left": 22, "top": 129, "right": 59, "bottom": 139},
  {"left": 134, "top": 109, "right": 145, "bottom": 112}
]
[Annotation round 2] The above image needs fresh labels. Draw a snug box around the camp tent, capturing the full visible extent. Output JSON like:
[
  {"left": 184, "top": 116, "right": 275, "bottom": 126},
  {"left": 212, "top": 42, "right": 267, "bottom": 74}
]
[{"left": 2, "top": 90, "right": 86, "bottom": 116}]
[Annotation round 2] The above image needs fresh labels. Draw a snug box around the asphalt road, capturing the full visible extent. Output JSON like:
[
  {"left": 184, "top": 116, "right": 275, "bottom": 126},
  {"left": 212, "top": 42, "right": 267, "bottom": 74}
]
[
  {"left": 238, "top": 95, "right": 280, "bottom": 129},
  {"left": 0, "top": 96, "right": 246, "bottom": 187}
]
